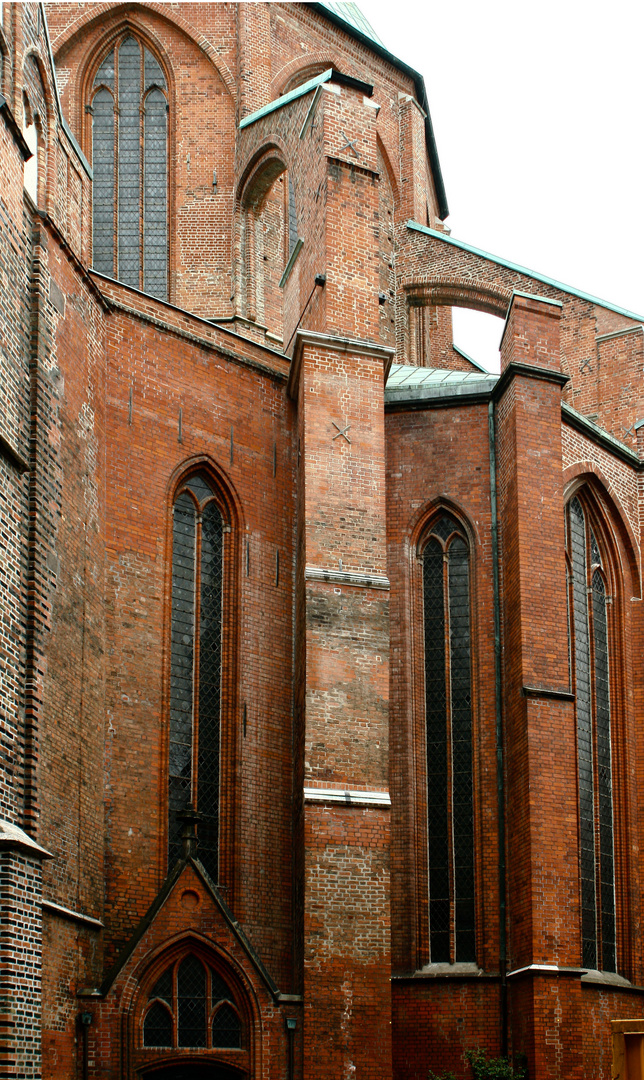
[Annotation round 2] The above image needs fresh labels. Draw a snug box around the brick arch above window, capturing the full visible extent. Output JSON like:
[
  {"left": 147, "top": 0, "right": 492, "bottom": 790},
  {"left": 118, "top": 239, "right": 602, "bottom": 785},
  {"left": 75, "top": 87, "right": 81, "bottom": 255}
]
[
  {"left": 53, "top": 3, "right": 236, "bottom": 101},
  {"left": 562, "top": 464, "right": 641, "bottom": 598},
  {"left": 132, "top": 940, "right": 255, "bottom": 1077},
  {"left": 403, "top": 276, "right": 513, "bottom": 319},
  {"left": 409, "top": 496, "right": 479, "bottom": 555}
]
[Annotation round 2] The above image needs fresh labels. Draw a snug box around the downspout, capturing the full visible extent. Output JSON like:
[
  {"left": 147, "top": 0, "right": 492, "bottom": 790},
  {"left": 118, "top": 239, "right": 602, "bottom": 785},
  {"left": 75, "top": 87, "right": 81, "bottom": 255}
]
[{"left": 488, "top": 399, "right": 508, "bottom": 1057}]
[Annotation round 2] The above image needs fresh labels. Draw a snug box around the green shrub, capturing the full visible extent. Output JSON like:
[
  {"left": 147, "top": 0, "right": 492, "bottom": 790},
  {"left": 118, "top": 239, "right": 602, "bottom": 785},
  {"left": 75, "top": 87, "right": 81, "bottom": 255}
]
[
  {"left": 428, "top": 1048, "right": 526, "bottom": 1080},
  {"left": 465, "top": 1048, "right": 526, "bottom": 1080}
]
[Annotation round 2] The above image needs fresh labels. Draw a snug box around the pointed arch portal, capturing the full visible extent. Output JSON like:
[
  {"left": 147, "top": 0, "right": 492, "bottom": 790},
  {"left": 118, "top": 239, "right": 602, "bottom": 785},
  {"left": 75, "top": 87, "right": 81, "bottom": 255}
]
[{"left": 144, "top": 1067, "right": 243, "bottom": 1079}]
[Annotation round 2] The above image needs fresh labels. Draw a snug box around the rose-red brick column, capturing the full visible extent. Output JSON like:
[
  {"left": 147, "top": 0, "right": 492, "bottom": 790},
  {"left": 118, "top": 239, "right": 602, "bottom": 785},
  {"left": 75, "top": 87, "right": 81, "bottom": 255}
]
[
  {"left": 237, "top": 3, "right": 271, "bottom": 121},
  {"left": 293, "top": 328, "right": 394, "bottom": 1080},
  {"left": 495, "top": 293, "right": 584, "bottom": 1079},
  {"left": 398, "top": 94, "right": 428, "bottom": 225}
]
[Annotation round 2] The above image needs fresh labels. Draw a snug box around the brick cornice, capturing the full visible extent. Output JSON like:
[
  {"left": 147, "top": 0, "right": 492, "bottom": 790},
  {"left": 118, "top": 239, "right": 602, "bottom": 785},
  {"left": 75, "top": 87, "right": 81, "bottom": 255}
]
[
  {"left": 288, "top": 328, "right": 394, "bottom": 399},
  {"left": 0, "top": 819, "right": 52, "bottom": 859},
  {"left": 492, "top": 361, "right": 570, "bottom": 402}
]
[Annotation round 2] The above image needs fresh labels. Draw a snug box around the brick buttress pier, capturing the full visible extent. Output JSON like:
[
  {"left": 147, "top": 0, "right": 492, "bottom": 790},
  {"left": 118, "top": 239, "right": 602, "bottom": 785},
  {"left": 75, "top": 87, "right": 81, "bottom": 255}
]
[{"left": 292, "top": 328, "right": 393, "bottom": 1078}]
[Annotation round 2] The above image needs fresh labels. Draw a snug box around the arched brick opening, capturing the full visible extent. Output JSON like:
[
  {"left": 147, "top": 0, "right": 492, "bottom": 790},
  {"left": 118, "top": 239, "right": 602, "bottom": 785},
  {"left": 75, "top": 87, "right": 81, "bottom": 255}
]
[
  {"left": 129, "top": 934, "right": 259, "bottom": 1079},
  {"left": 236, "top": 147, "right": 294, "bottom": 338},
  {"left": 400, "top": 277, "right": 511, "bottom": 367}
]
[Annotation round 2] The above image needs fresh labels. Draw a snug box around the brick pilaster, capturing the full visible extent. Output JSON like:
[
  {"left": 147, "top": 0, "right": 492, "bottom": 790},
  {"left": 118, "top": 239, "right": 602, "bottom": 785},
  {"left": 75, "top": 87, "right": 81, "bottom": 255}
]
[
  {"left": 495, "top": 292, "right": 584, "bottom": 1078},
  {"left": 294, "top": 329, "right": 394, "bottom": 1080}
]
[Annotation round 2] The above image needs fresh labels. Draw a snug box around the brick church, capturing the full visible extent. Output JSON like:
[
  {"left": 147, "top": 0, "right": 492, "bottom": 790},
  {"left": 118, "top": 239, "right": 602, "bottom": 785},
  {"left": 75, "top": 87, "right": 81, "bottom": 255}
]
[{"left": 1, "top": 2, "right": 643, "bottom": 1077}]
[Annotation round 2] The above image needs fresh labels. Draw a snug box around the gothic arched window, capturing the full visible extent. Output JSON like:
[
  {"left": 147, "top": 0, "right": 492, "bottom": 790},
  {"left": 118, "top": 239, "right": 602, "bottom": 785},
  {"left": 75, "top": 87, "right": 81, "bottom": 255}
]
[
  {"left": 142, "top": 955, "right": 242, "bottom": 1049},
  {"left": 566, "top": 494, "right": 616, "bottom": 972},
  {"left": 169, "top": 474, "right": 224, "bottom": 881},
  {"left": 90, "top": 35, "right": 168, "bottom": 300},
  {"left": 422, "top": 512, "right": 475, "bottom": 964}
]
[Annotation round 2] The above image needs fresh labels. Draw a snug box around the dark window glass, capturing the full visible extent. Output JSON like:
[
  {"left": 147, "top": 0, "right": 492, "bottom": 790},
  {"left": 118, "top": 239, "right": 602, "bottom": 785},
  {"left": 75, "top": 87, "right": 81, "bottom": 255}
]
[
  {"left": 149, "top": 967, "right": 173, "bottom": 1005},
  {"left": 212, "top": 1003, "right": 241, "bottom": 1049},
  {"left": 118, "top": 36, "right": 141, "bottom": 287},
  {"left": 567, "top": 496, "right": 616, "bottom": 972},
  {"left": 210, "top": 969, "right": 233, "bottom": 1004},
  {"left": 178, "top": 956, "right": 206, "bottom": 1048},
  {"left": 196, "top": 501, "right": 224, "bottom": 880},
  {"left": 142, "top": 957, "right": 241, "bottom": 1052},
  {"left": 168, "top": 492, "right": 196, "bottom": 868},
  {"left": 422, "top": 515, "right": 475, "bottom": 964},
  {"left": 144, "top": 1001, "right": 173, "bottom": 1048},
  {"left": 168, "top": 477, "right": 224, "bottom": 880},
  {"left": 91, "top": 37, "right": 168, "bottom": 298}
]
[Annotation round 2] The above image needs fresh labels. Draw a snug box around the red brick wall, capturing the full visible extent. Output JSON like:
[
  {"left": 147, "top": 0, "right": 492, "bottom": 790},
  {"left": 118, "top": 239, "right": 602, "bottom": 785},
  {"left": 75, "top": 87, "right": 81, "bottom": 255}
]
[{"left": 0, "top": 5, "right": 642, "bottom": 1079}]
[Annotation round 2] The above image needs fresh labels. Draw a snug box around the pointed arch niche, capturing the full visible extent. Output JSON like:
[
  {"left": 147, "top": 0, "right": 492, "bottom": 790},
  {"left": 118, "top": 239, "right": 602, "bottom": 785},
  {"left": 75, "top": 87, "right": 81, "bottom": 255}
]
[
  {"left": 133, "top": 941, "right": 253, "bottom": 1077},
  {"left": 86, "top": 29, "right": 170, "bottom": 299},
  {"left": 164, "top": 462, "right": 241, "bottom": 893},
  {"left": 236, "top": 148, "right": 301, "bottom": 346}
]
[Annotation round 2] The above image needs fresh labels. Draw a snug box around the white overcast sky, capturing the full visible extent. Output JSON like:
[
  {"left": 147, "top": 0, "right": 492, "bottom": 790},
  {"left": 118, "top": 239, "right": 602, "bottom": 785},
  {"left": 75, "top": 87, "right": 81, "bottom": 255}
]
[{"left": 361, "top": 0, "right": 644, "bottom": 370}]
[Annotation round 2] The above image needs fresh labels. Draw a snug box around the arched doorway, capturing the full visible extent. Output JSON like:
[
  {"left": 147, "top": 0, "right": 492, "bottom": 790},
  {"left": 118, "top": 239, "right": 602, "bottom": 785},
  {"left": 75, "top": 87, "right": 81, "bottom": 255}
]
[{"left": 144, "top": 1066, "right": 243, "bottom": 1080}]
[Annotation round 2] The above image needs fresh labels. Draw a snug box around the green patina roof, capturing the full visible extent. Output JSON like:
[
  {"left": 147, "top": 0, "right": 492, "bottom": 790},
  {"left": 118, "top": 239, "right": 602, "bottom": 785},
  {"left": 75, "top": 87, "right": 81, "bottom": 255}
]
[
  {"left": 386, "top": 363, "right": 498, "bottom": 390},
  {"left": 316, "top": 2, "right": 384, "bottom": 46},
  {"left": 385, "top": 363, "right": 498, "bottom": 404},
  {"left": 240, "top": 68, "right": 333, "bottom": 130}
]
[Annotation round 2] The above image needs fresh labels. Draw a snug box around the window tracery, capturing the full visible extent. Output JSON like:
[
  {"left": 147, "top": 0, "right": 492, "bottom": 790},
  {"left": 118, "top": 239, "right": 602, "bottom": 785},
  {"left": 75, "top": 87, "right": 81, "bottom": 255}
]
[
  {"left": 566, "top": 493, "right": 616, "bottom": 971},
  {"left": 169, "top": 473, "right": 224, "bottom": 882},
  {"left": 90, "top": 34, "right": 168, "bottom": 299},
  {"left": 143, "top": 954, "right": 242, "bottom": 1050},
  {"left": 421, "top": 512, "right": 475, "bottom": 964}
]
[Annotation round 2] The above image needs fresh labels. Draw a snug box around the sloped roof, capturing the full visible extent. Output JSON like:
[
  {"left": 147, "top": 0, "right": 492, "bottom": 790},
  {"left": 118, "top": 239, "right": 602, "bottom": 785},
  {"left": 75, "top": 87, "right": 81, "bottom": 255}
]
[
  {"left": 316, "top": 2, "right": 384, "bottom": 45},
  {"left": 385, "top": 363, "right": 498, "bottom": 405}
]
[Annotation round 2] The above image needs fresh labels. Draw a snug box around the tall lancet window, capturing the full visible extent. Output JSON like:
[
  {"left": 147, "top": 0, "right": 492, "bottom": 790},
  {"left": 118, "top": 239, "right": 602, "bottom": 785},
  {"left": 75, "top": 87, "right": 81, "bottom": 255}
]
[
  {"left": 566, "top": 495, "right": 616, "bottom": 972},
  {"left": 422, "top": 513, "right": 475, "bottom": 964},
  {"left": 90, "top": 36, "right": 168, "bottom": 299},
  {"left": 169, "top": 474, "right": 224, "bottom": 881}
]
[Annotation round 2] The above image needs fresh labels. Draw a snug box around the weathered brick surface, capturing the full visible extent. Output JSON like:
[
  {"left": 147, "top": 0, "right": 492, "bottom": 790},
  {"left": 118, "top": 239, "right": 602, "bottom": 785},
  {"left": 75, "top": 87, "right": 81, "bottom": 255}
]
[{"left": 0, "top": 4, "right": 642, "bottom": 1079}]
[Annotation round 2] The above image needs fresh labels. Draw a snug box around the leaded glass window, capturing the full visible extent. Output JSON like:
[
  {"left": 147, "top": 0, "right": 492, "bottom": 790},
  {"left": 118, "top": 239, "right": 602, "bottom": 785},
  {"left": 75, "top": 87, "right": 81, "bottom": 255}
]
[
  {"left": 169, "top": 475, "right": 224, "bottom": 880},
  {"left": 566, "top": 495, "right": 616, "bottom": 971},
  {"left": 422, "top": 513, "right": 475, "bottom": 964},
  {"left": 90, "top": 35, "right": 168, "bottom": 299},
  {"left": 142, "top": 955, "right": 242, "bottom": 1049}
]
